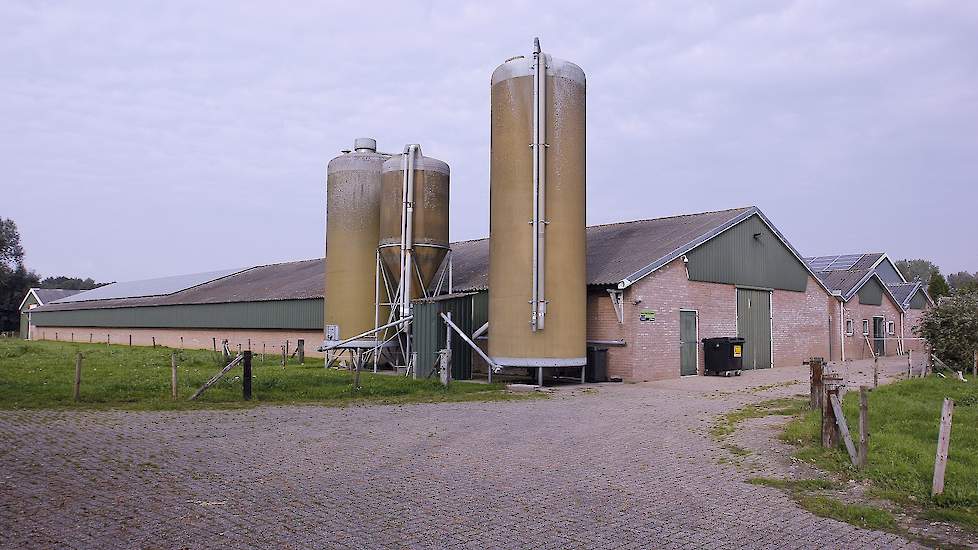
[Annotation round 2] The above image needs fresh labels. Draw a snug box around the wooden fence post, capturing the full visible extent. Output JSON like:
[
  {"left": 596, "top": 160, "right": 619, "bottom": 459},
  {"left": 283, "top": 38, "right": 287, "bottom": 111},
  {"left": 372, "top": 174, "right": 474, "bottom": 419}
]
[
  {"left": 242, "top": 351, "right": 252, "bottom": 401},
  {"left": 908, "top": 350, "right": 913, "bottom": 379},
  {"left": 171, "top": 352, "right": 178, "bottom": 399},
  {"left": 858, "top": 386, "right": 869, "bottom": 469},
  {"left": 73, "top": 353, "right": 82, "bottom": 402},
  {"left": 281, "top": 345, "right": 286, "bottom": 368},
  {"left": 932, "top": 398, "right": 955, "bottom": 496},
  {"left": 129, "top": 334, "right": 132, "bottom": 347},
  {"left": 353, "top": 349, "right": 362, "bottom": 390},
  {"left": 180, "top": 336, "right": 184, "bottom": 349},
  {"left": 297, "top": 339, "right": 305, "bottom": 364},
  {"left": 873, "top": 355, "right": 879, "bottom": 388},
  {"left": 973, "top": 350, "right": 977, "bottom": 378},
  {"left": 152, "top": 336, "right": 156, "bottom": 348},
  {"left": 808, "top": 357, "right": 824, "bottom": 411},
  {"left": 821, "top": 373, "right": 843, "bottom": 448},
  {"left": 212, "top": 337, "right": 217, "bottom": 352}
]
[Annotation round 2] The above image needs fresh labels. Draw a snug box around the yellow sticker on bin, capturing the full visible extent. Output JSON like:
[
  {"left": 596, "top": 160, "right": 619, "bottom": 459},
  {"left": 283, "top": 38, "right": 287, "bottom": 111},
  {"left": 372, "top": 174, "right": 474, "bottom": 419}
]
[{"left": 733, "top": 345, "right": 742, "bottom": 358}]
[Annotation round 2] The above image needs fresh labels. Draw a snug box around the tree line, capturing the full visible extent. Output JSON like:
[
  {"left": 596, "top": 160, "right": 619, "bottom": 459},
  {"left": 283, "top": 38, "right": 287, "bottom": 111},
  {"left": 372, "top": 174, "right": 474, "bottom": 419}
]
[
  {"left": 895, "top": 259, "right": 978, "bottom": 300},
  {"left": 0, "top": 218, "right": 107, "bottom": 332}
]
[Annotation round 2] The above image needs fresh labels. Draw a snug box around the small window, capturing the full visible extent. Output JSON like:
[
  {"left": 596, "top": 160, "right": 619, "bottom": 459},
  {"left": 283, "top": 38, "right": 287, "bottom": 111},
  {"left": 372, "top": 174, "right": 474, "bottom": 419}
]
[
  {"left": 862, "top": 320, "right": 870, "bottom": 336},
  {"left": 887, "top": 321, "right": 895, "bottom": 335},
  {"left": 845, "top": 319, "right": 853, "bottom": 336}
]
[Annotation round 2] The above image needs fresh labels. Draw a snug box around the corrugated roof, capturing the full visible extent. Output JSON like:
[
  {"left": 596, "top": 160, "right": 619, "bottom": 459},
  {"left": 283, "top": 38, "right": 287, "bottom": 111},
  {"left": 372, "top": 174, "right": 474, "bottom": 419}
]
[
  {"left": 887, "top": 282, "right": 918, "bottom": 306},
  {"left": 34, "top": 289, "right": 82, "bottom": 304},
  {"left": 804, "top": 253, "right": 885, "bottom": 299},
  {"left": 448, "top": 207, "right": 756, "bottom": 291},
  {"left": 53, "top": 267, "right": 247, "bottom": 303},
  {"left": 35, "top": 259, "right": 324, "bottom": 312}
]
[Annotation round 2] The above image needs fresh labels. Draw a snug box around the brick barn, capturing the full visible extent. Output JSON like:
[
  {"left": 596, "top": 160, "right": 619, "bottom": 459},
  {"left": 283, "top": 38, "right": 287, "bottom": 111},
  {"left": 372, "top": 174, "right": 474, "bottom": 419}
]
[
  {"left": 450, "top": 206, "right": 839, "bottom": 381},
  {"left": 804, "top": 253, "right": 933, "bottom": 360},
  {"left": 27, "top": 206, "right": 929, "bottom": 383}
]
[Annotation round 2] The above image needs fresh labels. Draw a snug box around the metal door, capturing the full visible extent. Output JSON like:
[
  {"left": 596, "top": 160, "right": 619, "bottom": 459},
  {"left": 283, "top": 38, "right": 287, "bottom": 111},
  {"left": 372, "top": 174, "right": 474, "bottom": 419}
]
[
  {"left": 680, "top": 310, "right": 698, "bottom": 376},
  {"left": 873, "top": 317, "right": 885, "bottom": 357},
  {"left": 737, "top": 289, "right": 772, "bottom": 369}
]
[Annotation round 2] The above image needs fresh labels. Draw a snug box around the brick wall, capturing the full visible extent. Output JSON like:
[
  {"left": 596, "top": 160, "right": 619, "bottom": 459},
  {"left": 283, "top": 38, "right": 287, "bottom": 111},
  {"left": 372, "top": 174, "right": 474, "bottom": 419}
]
[
  {"left": 839, "top": 296, "right": 903, "bottom": 359},
  {"left": 902, "top": 307, "right": 928, "bottom": 354},
  {"left": 587, "top": 259, "right": 834, "bottom": 382},
  {"left": 29, "top": 325, "right": 325, "bottom": 357}
]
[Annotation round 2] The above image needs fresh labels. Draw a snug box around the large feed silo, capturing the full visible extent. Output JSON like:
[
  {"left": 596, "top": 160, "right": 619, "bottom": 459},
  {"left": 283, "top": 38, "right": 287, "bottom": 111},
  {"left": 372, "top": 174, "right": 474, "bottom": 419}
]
[
  {"left": 488, "top": 39, "right": 587, "bottom": 379},
  {"left": 324, "top": 138, "right": 387, "bottom": 346},
  {"left": 379, "top": 145, "right": 450, "bottom": 317}
]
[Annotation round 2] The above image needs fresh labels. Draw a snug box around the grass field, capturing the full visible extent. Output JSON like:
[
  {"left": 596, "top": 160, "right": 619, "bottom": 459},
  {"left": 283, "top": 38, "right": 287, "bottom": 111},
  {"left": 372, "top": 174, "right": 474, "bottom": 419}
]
[
  {"left": 0, "top": 339, "right": 521, "bottom": 410},
  {"left": 782, "top": 375, "right": 978, "bottom": 532}
]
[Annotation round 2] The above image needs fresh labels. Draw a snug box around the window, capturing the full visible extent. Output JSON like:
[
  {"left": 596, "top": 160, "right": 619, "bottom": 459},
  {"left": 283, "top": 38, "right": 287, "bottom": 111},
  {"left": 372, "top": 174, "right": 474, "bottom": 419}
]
[
  {"left": 862, "top": 320, "right": 869, "bottom": 336},
  {"left": 845, "top": 319, "right": 853, "bottom": 336},
  {"left": 887, "top": 321, "right": 895, "bottom": 335}
]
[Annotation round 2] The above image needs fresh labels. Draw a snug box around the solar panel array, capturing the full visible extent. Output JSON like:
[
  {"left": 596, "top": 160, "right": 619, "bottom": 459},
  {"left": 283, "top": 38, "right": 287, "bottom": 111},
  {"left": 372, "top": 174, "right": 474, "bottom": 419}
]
[
  {"left": 806, "top": 254, "right": 864, "bottom": 272},
  {"left": 51, "top": 267, "right": 249, "bottom": 303}
]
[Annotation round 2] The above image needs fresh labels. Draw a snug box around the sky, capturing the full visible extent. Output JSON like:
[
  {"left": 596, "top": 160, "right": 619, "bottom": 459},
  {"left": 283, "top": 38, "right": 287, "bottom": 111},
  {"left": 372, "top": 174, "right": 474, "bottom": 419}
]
[{"left": 3, "top": 1, "right": 977, "bottom": 283}]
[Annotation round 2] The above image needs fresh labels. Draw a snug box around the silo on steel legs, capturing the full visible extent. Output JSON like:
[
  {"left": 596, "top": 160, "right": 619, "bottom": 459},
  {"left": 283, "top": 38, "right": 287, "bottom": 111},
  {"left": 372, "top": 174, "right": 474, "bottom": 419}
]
[
  {"left": 489, "top": 39, "right": 587, "bottom": 383},
  {"left": 324, "top": 138, "right": 388, "bottom": 350}
]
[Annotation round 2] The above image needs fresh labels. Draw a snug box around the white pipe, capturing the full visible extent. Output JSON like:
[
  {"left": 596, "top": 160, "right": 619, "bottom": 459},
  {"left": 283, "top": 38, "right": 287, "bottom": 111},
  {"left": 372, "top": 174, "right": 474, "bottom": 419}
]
[
  {"left": 323, "top": 316, "right": 413, "bottom": 350},
  {"left": 440, "top": 312, "right": 499, "bottom": 374},
  {"left": 839, "top": 300, "right": 846, "bottom": 362},
  {"left": 472, "top": 322, "right": 489, "bottom": 340},
  {"left": 530, "top": 37, "right": 547, "bottom": 332}
]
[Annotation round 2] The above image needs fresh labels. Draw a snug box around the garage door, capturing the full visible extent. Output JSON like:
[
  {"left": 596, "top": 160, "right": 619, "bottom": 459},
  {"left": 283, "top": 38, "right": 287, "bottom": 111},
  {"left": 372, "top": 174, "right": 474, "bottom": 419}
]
[{"left": 737, "top": 288, "right": 772, "bottom": 369}]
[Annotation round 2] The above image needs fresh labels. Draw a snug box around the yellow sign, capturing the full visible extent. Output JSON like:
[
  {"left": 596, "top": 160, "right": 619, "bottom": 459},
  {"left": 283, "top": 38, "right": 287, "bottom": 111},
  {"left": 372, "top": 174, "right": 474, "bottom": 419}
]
[{"left": 733, "top": 345, "right": 742, "bottom": 358}]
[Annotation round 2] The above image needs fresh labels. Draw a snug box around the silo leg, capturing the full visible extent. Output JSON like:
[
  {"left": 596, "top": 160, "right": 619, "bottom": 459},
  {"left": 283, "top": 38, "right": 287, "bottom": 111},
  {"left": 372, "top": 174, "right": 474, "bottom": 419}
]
[{"left": 538, "top": 367, "right": 543, "bottom": 386}]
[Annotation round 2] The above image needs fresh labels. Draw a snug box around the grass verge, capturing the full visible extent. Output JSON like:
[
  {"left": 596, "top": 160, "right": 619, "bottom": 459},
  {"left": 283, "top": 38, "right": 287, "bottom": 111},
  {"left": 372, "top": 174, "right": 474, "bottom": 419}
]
[
  {"left": 711, "top": 397, "right": 808, "bottom": 439},
  {"left": 0, "top": 339, "right": 526, "bottom": 411},
  {"left": 781, "top": 375, "right": 978, "bottom": 533}
]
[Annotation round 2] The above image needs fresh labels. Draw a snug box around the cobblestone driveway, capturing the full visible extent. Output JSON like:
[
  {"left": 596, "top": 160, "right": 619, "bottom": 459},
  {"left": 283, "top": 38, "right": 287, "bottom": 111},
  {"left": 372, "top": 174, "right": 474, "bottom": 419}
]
[{"left": 0, "top": 359, "right": 921, "bottom": 549}]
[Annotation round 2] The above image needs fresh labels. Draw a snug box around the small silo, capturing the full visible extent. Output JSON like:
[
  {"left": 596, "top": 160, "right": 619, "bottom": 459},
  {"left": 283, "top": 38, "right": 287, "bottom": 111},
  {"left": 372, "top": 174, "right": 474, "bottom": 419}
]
[
  {"left": 488, "top": 39, "right": 587, "bottom": 376},
  {"left": 379, "top": 145, "right": 450, "bottom": 315},
  {"left": 324, "top": 138, "right": 387, "bottom": 345}
]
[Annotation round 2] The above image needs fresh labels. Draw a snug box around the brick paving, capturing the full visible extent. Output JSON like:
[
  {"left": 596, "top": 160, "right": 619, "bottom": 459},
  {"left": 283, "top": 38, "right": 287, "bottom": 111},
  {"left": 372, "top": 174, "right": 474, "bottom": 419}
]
[{"left": 0, "top": 358, "right": 922, "bottom": 549}]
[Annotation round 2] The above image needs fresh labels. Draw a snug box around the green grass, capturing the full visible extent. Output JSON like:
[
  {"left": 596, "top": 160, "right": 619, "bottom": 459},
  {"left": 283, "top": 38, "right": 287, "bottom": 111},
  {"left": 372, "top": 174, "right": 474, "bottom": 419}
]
[
  {"left": 795, "top": 495, "right": 897, "bottom": 530},
  {"left": 711, "top": 397, "right": 808, "bottom": 439},
  {"left": 748, "top": 476, "right": 836, "bottom": 491},
  {"left": 0, "top": 339, "right": 523, "bottom": 410},
  {"left": 781, "top": 376, "right": 978, "bottom": 532}
]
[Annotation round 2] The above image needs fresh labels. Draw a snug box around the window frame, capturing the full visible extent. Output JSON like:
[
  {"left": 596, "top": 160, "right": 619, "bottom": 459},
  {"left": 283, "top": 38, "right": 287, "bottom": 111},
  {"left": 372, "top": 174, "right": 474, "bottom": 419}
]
[
  {"left": 887, "top": 320, "right": 895, "bottom": 335},
  {"left": 845, "top": 319, "right": 853, "bottom": 336},
  {"left": 862, "top": 320, "right": 870, "bottom": 336}
]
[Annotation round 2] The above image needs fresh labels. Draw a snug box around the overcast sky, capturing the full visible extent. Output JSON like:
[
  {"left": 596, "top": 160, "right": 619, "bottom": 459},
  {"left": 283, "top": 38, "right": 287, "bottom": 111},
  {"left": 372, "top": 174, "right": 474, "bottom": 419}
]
[{"left": 3, "top": 1, "right": 977, "bottom": 283}]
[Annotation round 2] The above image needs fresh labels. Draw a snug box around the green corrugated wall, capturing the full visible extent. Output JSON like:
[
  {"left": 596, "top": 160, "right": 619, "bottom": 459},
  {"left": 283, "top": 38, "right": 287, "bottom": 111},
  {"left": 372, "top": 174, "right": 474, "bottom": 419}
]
[
  {"left": 29, "top": 299, "right": 324, "bottom": 330},
  {"left": 412, "top": 296, "right": 473, "bottom": 380},
  {"left": 686, "top": 214, "right": 809, "bottom": 292},
  {"left": 858, "top": 278, "right": 884, "bottom": 306},
  {"left": 908, "top": 289, "right": 928, "bottom": 309}
]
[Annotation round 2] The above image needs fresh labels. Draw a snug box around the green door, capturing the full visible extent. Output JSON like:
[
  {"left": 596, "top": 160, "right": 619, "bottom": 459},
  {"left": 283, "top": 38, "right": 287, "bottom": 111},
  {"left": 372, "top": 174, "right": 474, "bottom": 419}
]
[
  {"left": 872, "top": 317, "right": 885, "bottom": 357},
  {"left": 737, "top": 288, "right": 772, "bottom": 369},
  {"left": 680, "top": 310, "right": 698, "bottom": 376}
]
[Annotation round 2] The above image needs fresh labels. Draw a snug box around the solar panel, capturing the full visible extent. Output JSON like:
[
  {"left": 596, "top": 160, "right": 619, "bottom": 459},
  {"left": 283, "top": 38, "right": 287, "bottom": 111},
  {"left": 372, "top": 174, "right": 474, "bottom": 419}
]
[
  {"left": 50, "top": 267, "right": 249, "bottom": 303},
  {"left": 806, "top": 256, "right": 837, "bottom": 272},
  {"left": 824, "top": 254, "right": 863, "bottom": 271}
]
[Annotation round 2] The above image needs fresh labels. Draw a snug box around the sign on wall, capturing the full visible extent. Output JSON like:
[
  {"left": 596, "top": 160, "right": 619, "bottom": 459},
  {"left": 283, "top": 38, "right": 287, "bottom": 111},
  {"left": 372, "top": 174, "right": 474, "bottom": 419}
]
[
  {"left": 639, "top": 309, "right": 656, "bottom": 322},
  {"left": 325, "top": 324, "right": 340, "bottom": 341}
]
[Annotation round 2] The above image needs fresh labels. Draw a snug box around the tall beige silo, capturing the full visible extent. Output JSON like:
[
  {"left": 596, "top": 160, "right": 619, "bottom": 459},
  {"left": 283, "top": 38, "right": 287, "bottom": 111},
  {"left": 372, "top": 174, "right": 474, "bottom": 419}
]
[
  {"left": 488, "top": 39, "right": 586, "bottom": 373},
  {"left": 324, "top": 138, "right": 387, "bottom": 345},
  {"left": 378, "top": 146, "right": 450, "bottom": 310}
]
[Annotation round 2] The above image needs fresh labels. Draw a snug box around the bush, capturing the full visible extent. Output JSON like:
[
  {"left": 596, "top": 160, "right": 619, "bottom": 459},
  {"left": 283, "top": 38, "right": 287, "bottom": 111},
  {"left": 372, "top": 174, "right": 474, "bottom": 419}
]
[{"left": 917, "top": 290, "right": 978, "bottom": 367}]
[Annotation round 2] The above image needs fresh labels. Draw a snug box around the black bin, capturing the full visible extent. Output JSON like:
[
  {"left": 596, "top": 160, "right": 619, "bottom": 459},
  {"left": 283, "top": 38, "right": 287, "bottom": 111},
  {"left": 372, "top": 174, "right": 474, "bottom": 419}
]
[
  {"left": 702, "top": 337, "right": 745, "bottom": 375},
  {"left": 586, "top": 347, "right": 608, "bottom": 383}
]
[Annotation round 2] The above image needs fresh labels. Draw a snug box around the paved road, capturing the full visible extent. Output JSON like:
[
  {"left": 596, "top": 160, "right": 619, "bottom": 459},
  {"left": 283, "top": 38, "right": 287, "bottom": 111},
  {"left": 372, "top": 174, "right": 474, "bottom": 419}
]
[{"left": 0, "top": 359, "right": 920, "bottom": 549}]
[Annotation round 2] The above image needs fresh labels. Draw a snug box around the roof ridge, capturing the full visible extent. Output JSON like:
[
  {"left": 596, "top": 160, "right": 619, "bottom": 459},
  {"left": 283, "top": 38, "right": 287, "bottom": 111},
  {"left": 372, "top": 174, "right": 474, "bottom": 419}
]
[{"left": 585, "top": 206, "right": 755, "bottom": 230}]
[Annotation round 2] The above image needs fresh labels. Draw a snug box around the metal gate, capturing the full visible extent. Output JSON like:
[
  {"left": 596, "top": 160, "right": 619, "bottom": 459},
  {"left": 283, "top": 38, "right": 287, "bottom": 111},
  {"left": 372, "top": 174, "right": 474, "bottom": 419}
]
[
  {"left": 679, "top": 310, "right": 698, "bottom": 376},
  {"left": 737, "top": 288, "right": 772, "bottom": 369}
]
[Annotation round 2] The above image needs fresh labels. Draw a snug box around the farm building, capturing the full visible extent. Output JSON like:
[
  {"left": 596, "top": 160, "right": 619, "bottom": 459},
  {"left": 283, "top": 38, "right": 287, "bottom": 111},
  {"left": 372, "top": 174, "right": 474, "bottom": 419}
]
[
  {"left": 18, "top": 288, "right": 81, "bottom": 339},
  {"left": 27, "top": 206, "right": 927, "bottom": 382},
  {"left": 26, "top": 260, "right": 325, "bottom": 355},
  {"left": 804, "top": 253, "right": 932, "bottom": 360}
]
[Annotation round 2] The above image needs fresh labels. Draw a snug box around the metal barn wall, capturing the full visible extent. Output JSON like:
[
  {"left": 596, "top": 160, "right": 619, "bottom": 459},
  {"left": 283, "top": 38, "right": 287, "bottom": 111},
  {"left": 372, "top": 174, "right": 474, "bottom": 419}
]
[
  {"left": 908, "top": 289, "right": 928, "bottom": 309},
  {"left": 858, "top": 278, "right": 884, "bottom": 306},
  {"left": 685, "top": 215, "right": 809, "bottom": 292},
  {"left": 412, "top": 295, "right": 473, "bottom": 380},
  {"left": 29, "top": 299, "right": 324, "bottom": 330},
  {"left": 472, "top": 291, "right": 489, "bottom": 329}
]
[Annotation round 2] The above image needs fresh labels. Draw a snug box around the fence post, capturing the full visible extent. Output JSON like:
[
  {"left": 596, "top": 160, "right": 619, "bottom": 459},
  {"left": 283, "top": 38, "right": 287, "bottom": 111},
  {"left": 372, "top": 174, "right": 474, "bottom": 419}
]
[
  {"left": 821, "top": 373, "right": 843, "bottom": 448},
  {"left": 908, "top": 350, "right": 913, "bottom": 379},
  {"left": 73, "top": 353, "right": 82, "bottom": 402},
  {"left": 297, "top": 339, "right": 305, "bottom": 364},
  {"left": 807, "top": 357, "right": 824, "bottom": 410},
  {"left": 152, "top": 336, "right": 156, "bottom": 348},
  {"left": 107, "top": 334, "right": 110, "bottom": 345},
  {"left": 171, "top": 352, "right": 178, "bottom": 399},
  {"left": 932, "top": 398, "right": 955, "bottom": 496},
  {"left": 858, "top": 386, "right": 869, "bottom": 469},
  {"left": 129, "top": 334, "right": 132, "bottom": 347},
  {"left": 243, "top": 351, "right": 252, "bottom": 401},
  {"left": 180, "top": 336, "right": 184, "bottom": 349},
  {"left": 281, "top": 345, "right": 286, "bottom": 368},
  {"left": 353, "top": 349, "right": 362, "bottom": 390},
  {"left": 873, "top": 355, "right": 879, "bottom": 388},
  {"left": 212, "top": 337, "right": 217, "bottom": 352},
  {"left": 973, "top": 350, "right": 977, "bottom": 378}
]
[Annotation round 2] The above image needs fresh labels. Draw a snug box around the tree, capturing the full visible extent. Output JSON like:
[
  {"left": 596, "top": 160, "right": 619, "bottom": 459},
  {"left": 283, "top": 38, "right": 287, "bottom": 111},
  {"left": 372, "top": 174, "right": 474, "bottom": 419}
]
[
  {"left": 895, "top": 258, "right": 939, "bottom": 283},
  {"left": 917, "top": 289, "right": 978, "bottom": 367},
  {"left": 947, "top": 271, "right": 978, "bottom": 292},
  {"left": 928, "top": 271, "right": 951, "bottom": 301},
  {"left": 39, "top": 276, "right": 105, "bottom": 290},
  {"left": 0, "top": 219, "right": 40, "bottom": 332}
]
